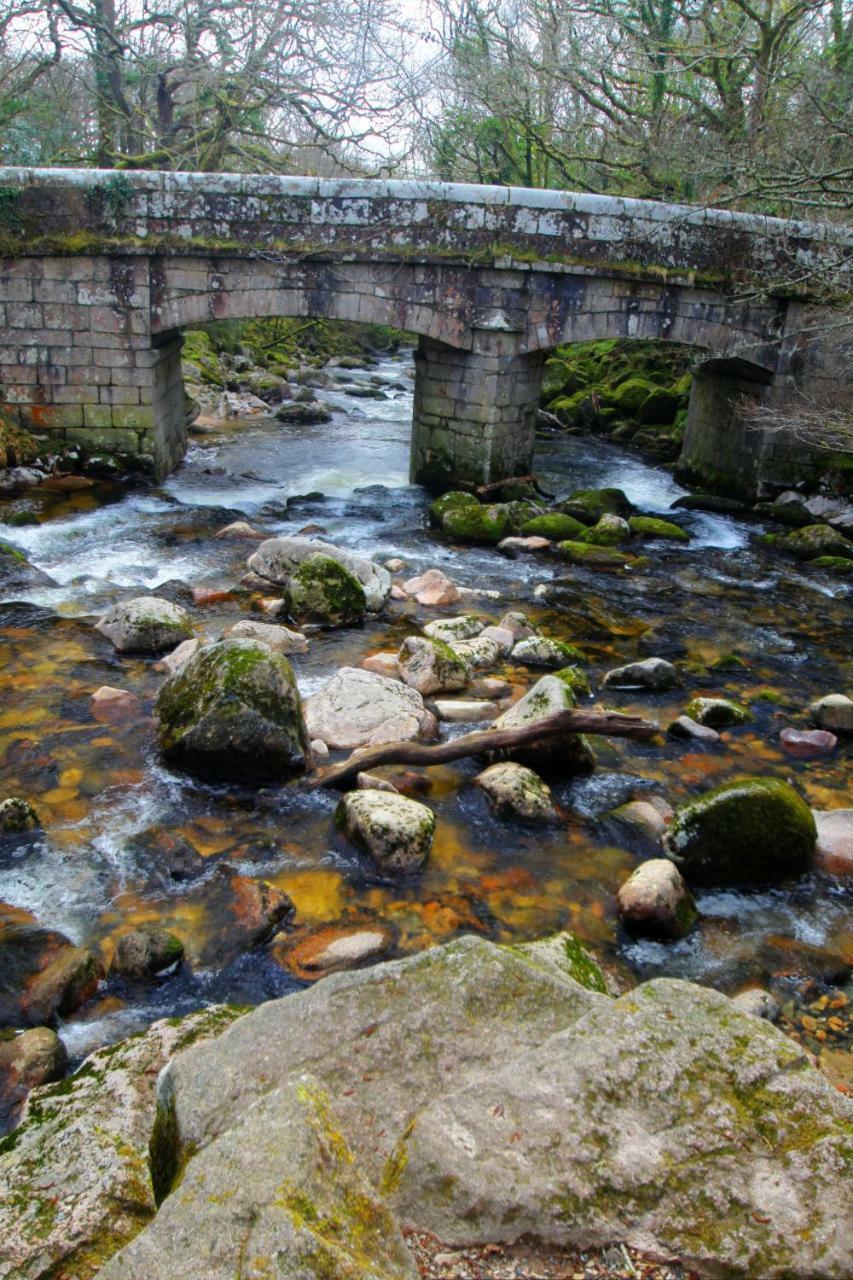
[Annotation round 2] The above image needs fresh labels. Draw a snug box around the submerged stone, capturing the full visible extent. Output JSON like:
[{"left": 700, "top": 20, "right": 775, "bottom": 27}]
[
  {"left": 155, "top": 639, "right": 308, "bottom": 782},
  {"left": 665, "top": 777, "right": 816, "bottom": 884}
]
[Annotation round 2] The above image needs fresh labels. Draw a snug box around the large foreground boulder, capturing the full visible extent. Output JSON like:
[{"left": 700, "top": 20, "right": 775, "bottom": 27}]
[
  {"left": 155, "top": 639, "right": 308, "bottom": 781},
  {"left": 665, "top": 777, "right": 816, "bottom": 884},
  {"left": 0, "top": 1006, "right": 244, "bottom": 1280},
  {"left": 102, "top": 936, "right": 853, "bottom": 1280},
  {"left": 248, "top": 536, "right": 391, "bottom": 610},
  {"left": 304, "top": 667, "right": 434, "bottom": 749}
]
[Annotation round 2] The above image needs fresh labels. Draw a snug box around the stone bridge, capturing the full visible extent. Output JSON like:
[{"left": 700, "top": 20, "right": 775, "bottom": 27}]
[{"left": 0, "top": 169, "right": 849, "bottom": 494}]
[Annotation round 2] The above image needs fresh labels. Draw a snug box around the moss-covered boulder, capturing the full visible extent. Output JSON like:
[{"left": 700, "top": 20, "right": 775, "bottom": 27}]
[
  {"left": 0, "top": 1006, "right": 244, "bottom": 1280},
  {"left": 511, "top": 636, "right": 585, "bottom": 668},
  {"left": 606, "top": 376, "right": 659, "bottom": 414},
  {"left": 474, "top": 762, "right": 554, "bottom": 821},
  {"left": 441, "top": 502, "right": 515, "bottom": 545},
  {"left": 558, "top": 487, "right": 633, "bottom": 523},
  {"left": 556, "top": 540, "right": 635, "bottom": 568},
  {"left": 554, "top": 665, "right": 591, "bottom": 697},
  {"left": 95, "top": 597, "right": 194, "bottom": 655},
  {"left": 638, "top": 387, "right": 681, "bottom": 424},
  {"left": 810, "top": 555, "right": 853, "bottom": 575},
  {"left": 0, "top": 541, "right": 55, "bottom": 593},
  {"left": 155, "top": 639, "right": 308, "bottom": 782},
  {"left": 684, "top": 696, "right": 751, "bottom": 728},
  {"left": 629, "top": 515, "right": 690, "bottom": 542},
  {"left": 665, "top": 777, "right": 816, "bottom": 884},
  {"left": 520, "top": 512, "right": 587, "bottom": 540},
  {"left": 286, "top": 552, "right": 366, "bottom": 626},
  {"left": 777, "top": 524, "right": 853, "bottom": 561},
  {"left": 397, "top": 635, "right": 470, "bottom": 695},
  {"left": 428, "top": 490, "right": 478, "bottom": 528},
  {"left": 579, "top": 513, "right": 631, "bottom": 546}
]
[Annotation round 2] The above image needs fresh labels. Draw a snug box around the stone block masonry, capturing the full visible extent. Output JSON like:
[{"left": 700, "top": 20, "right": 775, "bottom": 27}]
[{"left": 0, "top": 169, "right": 849, "bottom": 489}]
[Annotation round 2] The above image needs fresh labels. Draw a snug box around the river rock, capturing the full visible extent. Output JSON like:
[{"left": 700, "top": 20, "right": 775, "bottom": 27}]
[
  {"left": 361, "top": 651, "right": 401, "bottom": 678},
  {"left": 490, "top": 674, "right": 595, "bottom": 775},
  {"left": 628, "top": 515, "right": 690, "bottom": 542},
  {"left": 98, "top": 1077, "right": 418, "bottom": 1280},
  {"left": 0, "top": 1027, "right": 67, "bottom": 1124},
  {"left": 474, "top": 762, "right": 554, "bottom": 820},
  {"left": 223, "top": 871, "right": 296, "bottom": 947},
  {"left": 731, "top": 988, "right": 781, "bottom": 1021},
  {"left": 422, "top": 614, "right": 484, "bottom": 643},
  {"left": 667, "top": 715, "right": 721, "bottom": 743},
  {"left": 152, "top": 637, "right": 201, "bottom": 676},
  {"left": 602, "top": 657, "right": 678, "bottom": 691},
  {"left": 401, "top": 567, "right": 461, "bottom": 606},
  {"left": 357, "top": 772, "right": 398, "bottom": 792},
  {"left": 0, "top": 540, "right": 55, "bottom": 592},
  {"left": 19, "top": 945, "right": 102, "bottom": 1028},
  {"left": 397, "top": 635, "right": 470, "bottom": 695},
  {"left": 452, "top": 635, "right": 502, "bottom": 669},
  {"left": 441, "top": 502, "right": 514, "bottom": 544},
  {"left": 111, "top": 927, "right": 184, "bottom": 980},
  {"left": 222, "top": 618, "right": 308, "bottom": 652},
  {"left": 511, "top": 636, "right": 584, "bottom": 668},
  {"left": 478, "top": 624, "right": 515, "bottom": 655},
  {"left": 0, "top": 1006, "right": 244, "bottom": 1280},
  {"left": 304, "top": 667, "right": 434, "bottom": 748},
  {"left": 609, "top": 799, "right": 669, "bottom": 844},
  {"left": 813, "top": 809, "right": 853, "bottom": 875},
  {"left": 336, "top": 789, "right": 435, "bottom": 873},
  {"left": 470, "top": 676, "right": 513, "bottom": 699},
  {"left": 95, "top": 597, "right": 194, "bottom": 654},
  {"left": 286, "top": 552, "right": 367, "bottom": 626},
  {"left": 277, "top": 925, "right": 394, "bottom": 980},
  {"left": 248, "top": 536, "right": 391, "bottom": 610},
  {"left": 0, "top": 796, "right": 39, "bottom": 834},
  {"left": 389, "top": 975, "right": 849, "bottom": 1279},
  {"left": 780, "top": 727, "right": 837, "bottom": 758},
  {"left": 684, "top": 696, "right": 751, "bottom": 728},
  {"left": 777, "top": 524, "right": 853, "bottom": 560},
  {"left": 497, "top": 535, "right": 551, "bottom": 555},
  {"left": 90, "top": 686, "right": 145, "bottom": 724},
  {"left": 579, "top": 512, "right": 632, "bottom": 545},
  {"left": 433, "top": 699, "right": 496, "bottom": 723},
  {"left": 810, "top": 693, "right": 853, "bottom": 735},
  {"left": 155, "top": 639, "right": 308, "bottom": 782},
  {"left": 213, "top": 520, "right": 266, "bottom": 540},
  {"left": 152, "top": 937, "right": 851, "bottom": 1280},
  {"left": 616, "top": 859, "right": 696, "bottom": 938},
  {"left": 665, "top": 777, "right": 816, "bottom": 884},
  {"left": 274, "top": 399, "right": 332, "bottom": 425}
]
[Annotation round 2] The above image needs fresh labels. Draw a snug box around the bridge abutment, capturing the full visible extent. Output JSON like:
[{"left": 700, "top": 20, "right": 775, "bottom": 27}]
[{"left": 410, "top": 336, "right": 544, "bottom": 490}]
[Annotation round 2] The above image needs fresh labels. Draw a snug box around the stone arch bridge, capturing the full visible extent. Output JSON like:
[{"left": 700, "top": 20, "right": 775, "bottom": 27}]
[{"left": 0, "top": 169, "right": 849, "bottom": 494}]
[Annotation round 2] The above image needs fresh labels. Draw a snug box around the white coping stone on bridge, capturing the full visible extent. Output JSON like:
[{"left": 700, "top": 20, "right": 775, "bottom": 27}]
[{"left": 0, "top": 167, "right": 848, "bottom": 249}]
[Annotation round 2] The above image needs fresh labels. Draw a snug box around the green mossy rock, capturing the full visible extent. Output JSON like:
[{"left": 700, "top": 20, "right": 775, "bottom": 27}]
[
  {"left": 563, "top": 487, "right": 633, "bottom": 522},
  {"left": 606, "top": 377, "right": 659, "bottom": 414},
  {"left": 777, "top": 524, "right": 853, "bottom": 561},
  {"left": 629, "top": 515, "right": 690, "bottom": 542},
  {"left": 638, "top": 388, "right": 681, "bottom": 424},
  {"left": 811, "top": 555, "right": 853, "bottom": 575},
  {"left": 156, "top": 639, "right": 308, "bottom": 782},
  {"left": 556, "top": 540, "right": 635, "bottom": 568},
  {"left": 428, "top": 490, "right": 478, "bottom": 528},
  {"left": 286, "top": 552, "right": 366, "bottom": 626},
  {"left": 520, "top": 512, "right": 587, "bottom": 540},
  {"left": 684, "top": 697, "right": 751, "bottom": 728},
  {"left": 665, "top": 777, "right": 817, "bottom": 884},
  {"left": 554, "top": 666, "right": 591, "bottom": 697},
  {"left": 441, "top": 503, "right": 514, "bottom": 545},
  {"left": 579, "top": 514, "right": 631, "bottom": 546}
]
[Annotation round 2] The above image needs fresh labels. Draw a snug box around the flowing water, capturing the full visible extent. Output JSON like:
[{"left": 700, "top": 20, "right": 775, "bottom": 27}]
[{"left": 1, "top": 350, "right": 850, "bottom": 1081}]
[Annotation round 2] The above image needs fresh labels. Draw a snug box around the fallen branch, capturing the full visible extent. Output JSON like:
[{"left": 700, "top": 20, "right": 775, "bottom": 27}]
[
  {"left": 474, "top": 473, "right": 556, "bottom": 501},
  {"left": 307, "top": 708, "right": 659, "bottom": 789}
]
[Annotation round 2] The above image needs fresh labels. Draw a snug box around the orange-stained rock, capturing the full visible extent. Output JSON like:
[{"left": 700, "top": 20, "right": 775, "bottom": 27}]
[
  {"left": 191, "top": 587, "right": 236, "bottom": 606},
  {"left": 361, "top": 652, "right": 400, "bottom": 679},
  {"left": 91, "top": 686, "right": 145, "bottom": 724},
  {"left": 227, "top": 872, "right": 296, "bottom": 947},
  {"left": 274, "top": 924, "right": 393, "bottom": 980}
]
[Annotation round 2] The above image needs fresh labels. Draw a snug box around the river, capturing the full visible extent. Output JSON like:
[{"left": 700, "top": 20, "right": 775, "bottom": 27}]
[{"left": 0, "top": 349, "right": 850, "bottom": 1078}]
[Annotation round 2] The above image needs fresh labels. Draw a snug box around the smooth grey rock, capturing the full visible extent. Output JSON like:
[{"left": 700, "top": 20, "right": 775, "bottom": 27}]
[
  {"left": 95, "top": 597, "right": 193, "bottom": 654},
  {"left": 248, "top": 535, "right": 391, "bottom": 610},
  {"left": 304, "top": 667, "right": 434, "bottom": 749},
  {"left": 112, "top": 927, "right": 184, "bottom": 980},
  {"left": 609, "top": 800, "right": 669, "bottom": 844},
  {"left": 810, "top": 693, "right": 853, "bottom": 736},
  {"left": 814, "top": 808, "right": 853, "bottom": 874},
  {"left": 0, "top": 1007, "right": 243, "bottom": 1280},
  {"left": 433, "top": 699, "right": 496, "bottom": 723},
  {"left": 602, "top": 657, "right": 679, "bottom": 691},
  {"left": 731, "top": 988, "right": 781, "bottom": 1022},
  {"left": 616, "top": 859, "right": 697, "bottom": 938},
  {"left": 511, "top": 636, "right": 583, "bottom": 668},
  {"left": 497, "top": 611, "right": 538, "bottom": 640},
  {"left": 490, "top": 674, "right": 595, "bottom": 774},
  {"left": 222, "top": 618, "right": 308, "bottom": 652},
  {"left": 337, "top": 789, "right": 435, "bottom": 873},
  {"left": 452, "top": 635, "right": 502, "bottom": 669},
  {"left": 98, "top": 1078, "right": 416, "bottom": 1280},
  {"left": 668, "top": 715, "right": 721, "bottom": 743}
]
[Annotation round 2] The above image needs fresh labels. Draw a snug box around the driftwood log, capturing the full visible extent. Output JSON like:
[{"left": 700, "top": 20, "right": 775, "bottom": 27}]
[
  {"left": 308, "top": 708, "right": 659, "bottom": 790},
  {"left": 474, "top": 473, "right": 555, "bottom": 501}
]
